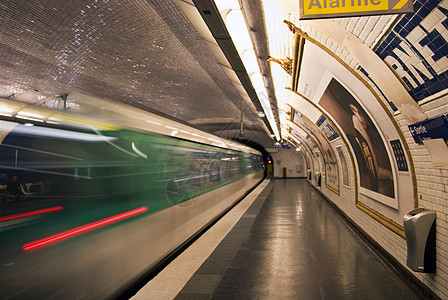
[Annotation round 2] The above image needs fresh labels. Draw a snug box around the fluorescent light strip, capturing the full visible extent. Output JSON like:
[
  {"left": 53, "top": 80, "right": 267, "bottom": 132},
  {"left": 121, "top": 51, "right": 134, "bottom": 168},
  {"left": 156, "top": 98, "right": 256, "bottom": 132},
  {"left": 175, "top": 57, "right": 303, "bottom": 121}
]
[{"left": 215, "top": 0, "right": 280, "bottom": 140}]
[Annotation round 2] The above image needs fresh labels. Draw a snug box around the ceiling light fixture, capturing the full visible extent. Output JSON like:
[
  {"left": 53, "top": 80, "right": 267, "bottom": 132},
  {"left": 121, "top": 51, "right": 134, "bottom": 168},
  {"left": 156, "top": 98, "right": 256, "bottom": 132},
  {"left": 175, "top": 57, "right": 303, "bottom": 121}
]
[{"left": 215, "top": 0, "right": 280, "bottom": 141}]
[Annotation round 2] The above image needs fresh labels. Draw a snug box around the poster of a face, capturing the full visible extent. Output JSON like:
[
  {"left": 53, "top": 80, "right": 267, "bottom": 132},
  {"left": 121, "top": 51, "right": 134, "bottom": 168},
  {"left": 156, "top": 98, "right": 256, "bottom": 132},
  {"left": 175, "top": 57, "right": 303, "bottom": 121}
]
[
  {"left": 318, "top": 79, "right": 394, "bottom": 198},
  {"left": 293, "top": 110, "right": 339, "bottom": 193}
]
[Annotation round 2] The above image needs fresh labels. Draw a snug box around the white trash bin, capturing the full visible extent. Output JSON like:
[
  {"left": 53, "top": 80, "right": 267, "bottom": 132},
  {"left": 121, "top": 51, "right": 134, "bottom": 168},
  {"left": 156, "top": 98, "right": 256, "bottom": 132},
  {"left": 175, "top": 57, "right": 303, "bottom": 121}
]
[{"left": 403, "top": 208, "right": 436, "bottom": 273}]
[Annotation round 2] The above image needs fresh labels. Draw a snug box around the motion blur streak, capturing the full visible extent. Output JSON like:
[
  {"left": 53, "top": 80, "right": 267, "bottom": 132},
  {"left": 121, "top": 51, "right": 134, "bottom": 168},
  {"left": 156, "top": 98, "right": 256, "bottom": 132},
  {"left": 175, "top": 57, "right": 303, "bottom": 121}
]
[
  {"left": 23, "top": 207, "right": 148, "bottom": 251},
  {"left": 0, "top": 98, "right": 263, "bottom": 298},
  {"left": 0, "top": 206, "right": 63, "bottom": 223}
]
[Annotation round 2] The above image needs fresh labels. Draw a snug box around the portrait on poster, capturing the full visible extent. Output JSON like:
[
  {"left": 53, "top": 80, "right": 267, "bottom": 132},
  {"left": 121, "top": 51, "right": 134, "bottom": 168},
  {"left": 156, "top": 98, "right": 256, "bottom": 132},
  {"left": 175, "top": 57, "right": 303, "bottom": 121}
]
[{"left": 318, "top": 79, "right": 394, "bottom": 199}]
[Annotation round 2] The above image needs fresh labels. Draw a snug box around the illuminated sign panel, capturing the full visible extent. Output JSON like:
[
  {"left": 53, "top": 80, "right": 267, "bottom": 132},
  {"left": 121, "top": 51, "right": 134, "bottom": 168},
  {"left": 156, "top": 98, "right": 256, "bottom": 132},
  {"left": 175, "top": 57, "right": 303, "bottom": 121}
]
[{"left": 300, "top": 0, "right": 412, "bottom": 19}]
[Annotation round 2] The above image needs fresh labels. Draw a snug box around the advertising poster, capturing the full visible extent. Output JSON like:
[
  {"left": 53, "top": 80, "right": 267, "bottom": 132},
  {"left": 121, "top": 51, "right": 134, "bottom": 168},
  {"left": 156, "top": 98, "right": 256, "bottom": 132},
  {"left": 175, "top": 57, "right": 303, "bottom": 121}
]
[
  {"left": 318, "top": 79, "right": 394, "bottom": 198},
  {"left": 316, "top": 115, "right": 339, "bottom": 141},
  {"left": 293, "top": 110, "right": 339, "bottom": 194},
  {"left": 336, "top": 146, "right": 349, "bottom": 187}
]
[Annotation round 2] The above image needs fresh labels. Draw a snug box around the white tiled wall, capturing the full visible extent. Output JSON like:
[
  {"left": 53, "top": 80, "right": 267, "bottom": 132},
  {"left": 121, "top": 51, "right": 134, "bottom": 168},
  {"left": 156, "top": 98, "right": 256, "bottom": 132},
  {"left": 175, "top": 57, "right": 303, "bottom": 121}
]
[
  {"left": 295, "top": 2, "right": 448, "bottom": 297},
  {"left": 300, "top": 13, "right": 397, "bottom": 73},
  {"left": 309, "top": 94, "right": 448, "bottom": 299},
  {"left": 269, "top": 148, "right": 306, "bottom": 178}
]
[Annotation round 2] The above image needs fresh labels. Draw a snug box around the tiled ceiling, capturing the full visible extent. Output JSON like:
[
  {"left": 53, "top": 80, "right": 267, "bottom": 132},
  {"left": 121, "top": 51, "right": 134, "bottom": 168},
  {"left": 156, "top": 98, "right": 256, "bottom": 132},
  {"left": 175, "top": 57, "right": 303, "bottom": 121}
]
[{"left": 0, "top": 0, "right": 273, "bottom": 147}]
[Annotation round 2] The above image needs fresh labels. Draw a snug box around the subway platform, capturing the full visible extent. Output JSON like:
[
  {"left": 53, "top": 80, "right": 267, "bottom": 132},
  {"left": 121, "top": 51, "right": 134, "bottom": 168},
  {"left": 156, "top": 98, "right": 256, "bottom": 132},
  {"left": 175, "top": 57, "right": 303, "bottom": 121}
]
[{"left": 132, "top": 179, "right": 421, "bottom": 299}]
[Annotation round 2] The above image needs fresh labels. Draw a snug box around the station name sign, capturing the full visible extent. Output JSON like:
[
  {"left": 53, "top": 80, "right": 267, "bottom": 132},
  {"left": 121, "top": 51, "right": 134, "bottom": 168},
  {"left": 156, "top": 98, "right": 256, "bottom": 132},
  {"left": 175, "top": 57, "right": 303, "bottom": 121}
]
[
  {"left": 275, "top": 144, "right": 291, "bottom": 149},
  {"left": 408, "top": 115, "right": 448, "bottom": 145},
  {"left": 300, "top": 0, "right": 413, "bottom": 19}
]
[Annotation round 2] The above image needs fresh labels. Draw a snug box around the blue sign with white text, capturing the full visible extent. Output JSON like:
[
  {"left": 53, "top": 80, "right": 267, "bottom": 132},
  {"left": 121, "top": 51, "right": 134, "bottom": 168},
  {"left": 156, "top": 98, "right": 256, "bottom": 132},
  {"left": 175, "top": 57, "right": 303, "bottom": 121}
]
[
  {"left": 316, "top": 115, "right": 340, "bottom": 141},
  {"left": 408, "top": 115, "right": 448, "bottom": 144},
  {"left": 275, "top": 144, "right": 291, "bottom": 149},
  {"left": 376, "top": 0, "right": 448, "bottom": 102}
]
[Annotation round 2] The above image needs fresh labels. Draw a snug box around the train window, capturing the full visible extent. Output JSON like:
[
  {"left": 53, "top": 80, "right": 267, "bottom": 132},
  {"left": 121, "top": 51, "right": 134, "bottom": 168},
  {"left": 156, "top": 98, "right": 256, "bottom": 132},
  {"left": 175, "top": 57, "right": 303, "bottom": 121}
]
[
  {"left": 221, "top": 152, "right": 241, "bottom": 179},
  {"left": 0, "top": 120, "right": 260, "bottom": 250}
]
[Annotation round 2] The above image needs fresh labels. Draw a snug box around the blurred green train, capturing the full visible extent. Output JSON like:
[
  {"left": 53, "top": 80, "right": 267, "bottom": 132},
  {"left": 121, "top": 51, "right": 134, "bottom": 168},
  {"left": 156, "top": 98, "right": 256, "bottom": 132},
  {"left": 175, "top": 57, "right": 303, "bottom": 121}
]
[{"left": 0, "top": 98, "right": 264, "bottom": 299}]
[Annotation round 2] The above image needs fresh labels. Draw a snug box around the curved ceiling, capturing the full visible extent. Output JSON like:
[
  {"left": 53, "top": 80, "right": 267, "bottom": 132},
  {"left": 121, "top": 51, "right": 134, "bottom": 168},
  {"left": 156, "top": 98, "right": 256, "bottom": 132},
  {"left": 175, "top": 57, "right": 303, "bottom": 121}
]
[
  {"left": 0, "top": 0, "right": 273, "bottom": 147},
  {"left": 0, "top": 0, "right": 445, "bottom": 152}
]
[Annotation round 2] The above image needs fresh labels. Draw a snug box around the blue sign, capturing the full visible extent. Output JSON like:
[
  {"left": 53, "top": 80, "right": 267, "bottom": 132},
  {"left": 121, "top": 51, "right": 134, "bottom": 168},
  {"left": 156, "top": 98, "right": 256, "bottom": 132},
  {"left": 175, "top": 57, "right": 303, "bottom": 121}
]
[
  {"left": 376, "top": 0, "right": 448, "bottom": 102},
  {"left": 275, "top": 144, "right": 291, "bottom": 149},
  {"left": 408, "top": 115, "right": 448, "bottom": 144},
  {"left": 390, "top": 140, "right": 409, "bottom": 171},
  {"left": 316, "top": 115, "right": 340, "bottom": 141}
]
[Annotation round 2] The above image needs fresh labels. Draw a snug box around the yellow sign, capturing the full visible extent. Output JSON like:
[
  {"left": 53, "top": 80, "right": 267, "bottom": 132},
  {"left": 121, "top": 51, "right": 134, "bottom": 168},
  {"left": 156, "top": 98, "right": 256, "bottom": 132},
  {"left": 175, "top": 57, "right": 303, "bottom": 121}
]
[
  {"left": 300, "top": 0, "right": 412, "bottom": 19},
  {"left": 304, "top": 0, "right": 388, "bottom": 14}
]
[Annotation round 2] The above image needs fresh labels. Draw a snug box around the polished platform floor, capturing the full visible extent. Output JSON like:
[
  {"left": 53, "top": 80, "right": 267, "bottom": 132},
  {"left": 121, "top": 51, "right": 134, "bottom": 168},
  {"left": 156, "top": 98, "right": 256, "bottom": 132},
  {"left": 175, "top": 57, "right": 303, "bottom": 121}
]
[{"left": 174, "top": 179, "right": 421, "bottom": 300}]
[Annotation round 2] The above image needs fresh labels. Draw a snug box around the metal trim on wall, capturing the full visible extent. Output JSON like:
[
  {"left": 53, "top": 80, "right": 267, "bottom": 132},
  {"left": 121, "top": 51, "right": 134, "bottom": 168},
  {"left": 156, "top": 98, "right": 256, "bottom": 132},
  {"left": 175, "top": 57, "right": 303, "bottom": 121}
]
[
  {"left": 288, "top": 105, "right": 340, "bottom": 195},
  {"left": 288, "top": 91, "right": 406, "bottom": 238}
]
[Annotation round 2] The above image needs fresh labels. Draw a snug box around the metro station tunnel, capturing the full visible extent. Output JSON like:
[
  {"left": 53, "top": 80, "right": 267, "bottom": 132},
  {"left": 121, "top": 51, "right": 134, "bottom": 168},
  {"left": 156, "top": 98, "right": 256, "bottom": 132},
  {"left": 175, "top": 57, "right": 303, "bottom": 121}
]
[{"left": 0, "top": 0, "right": 447, "bottom": 299}]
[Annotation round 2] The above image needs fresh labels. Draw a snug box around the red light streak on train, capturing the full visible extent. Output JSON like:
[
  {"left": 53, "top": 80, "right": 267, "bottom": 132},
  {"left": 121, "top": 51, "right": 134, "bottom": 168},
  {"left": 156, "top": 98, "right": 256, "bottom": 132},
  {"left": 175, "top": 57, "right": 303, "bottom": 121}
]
[
  {"left": 23, "top": 207, "right": 148, "bottom": 251},
  {"left": 0, "top": 206, "right": 63, "bottom": 222}
]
